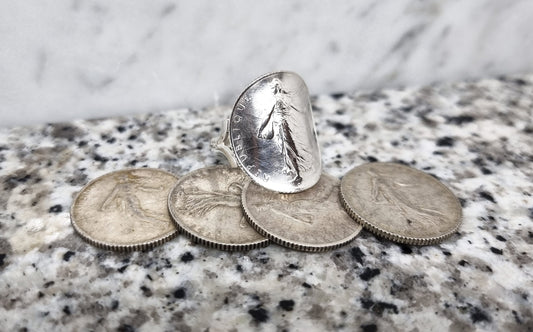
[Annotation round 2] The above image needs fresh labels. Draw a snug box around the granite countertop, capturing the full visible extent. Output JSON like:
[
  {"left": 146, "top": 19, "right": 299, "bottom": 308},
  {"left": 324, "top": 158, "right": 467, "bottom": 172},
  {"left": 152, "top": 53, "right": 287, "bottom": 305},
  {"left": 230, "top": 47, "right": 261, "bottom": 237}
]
[{"left": 1, "top": 75, "right": 532, "bottom": 331}]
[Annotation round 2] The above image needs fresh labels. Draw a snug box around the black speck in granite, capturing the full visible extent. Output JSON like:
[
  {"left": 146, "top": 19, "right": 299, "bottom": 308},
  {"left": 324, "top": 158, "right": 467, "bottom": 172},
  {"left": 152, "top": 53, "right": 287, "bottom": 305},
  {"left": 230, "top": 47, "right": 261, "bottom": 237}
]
[
  {"left": 400, "top": 245, "right": 413, "bottom": 254},
  {"left": 117, "top": 324, "right": 135, "bottom": 332},
  {"left": 111, "top": 300, "right": 119, "bottom": 310},
  {"left": 288, "top": 263, "right": 299, "bottom": 270},
  {"left": 442, "top": 250, "right": 452, "bottom": 256},
  {"left": 330, "top": 92, "right": 345, "bottom": 100},
  {"left": 93, "top": 154, "right": 109, "bottom": 163},
  {"left": 470, "top": 306, "right": 491, "bottom": 323},
  {"left": 180, "top": 252, "right": 194, "bottom": 263},
  {"left": 360, "top": 298, "right": 398, "bottom": 316},
  {"left": 458, "top": 260, "right": 469, "bottom": 266},
  {"left": 235, "top": 264, "right": 243, "bottom": 272},
  {"left": 528, "top": 207, "right": 533, "bottom": 220},
  {"left": 0, "top": 253, "right": 6, "bottom": 267},
  {"left": 367, "top": 156, "right": 378, "bottom": 162},
  {"left": 327, "top": 120, "right": 355, "bottom": 133},
  {"left": 51, "top": 123, "right": 85, "bottom": 141},
  {"left": 495, "top": 235, "right": 507, "bottom": 242},
  {"left": 360, "top": 268, "right": 381, "bottom": 281},
  {"left": 48, "top": 205, "right": 62, "bottom": 213},
  {"left": 513, "top": 78, "right": 528, "bottom": 86},
  {"left": 63, "top": 305, "right": 71, "bottom": 315},
  {"left": 140, "top": 285, "right": 152, "bottom": 297},
  {"left": 350, "top": 247, "right": 365, "bottom": 265},
  {"left": 62, "top": 251, "right": 75, "bottom": 262},
  {"left": 302, "top": 282, "right": 311, "bottom": 289},
  {"left": 43, "top": 281, "right": 54, "bottom": 288},
  {"left": 446, "top": 115, "right": 475, "bottom": 125},
  {"left": 117, "top": 265, "right": 128, "bottom": 273},
  {"left": 37, "top": 291, "right": 44, "bottom": 298},
  {"left": 279, "top": 300, "right": 295, "bottom": 311},
  {"left": 399, "top": 105, "right": 414, "bottom": 113},
  {"left": 479, "top": 191, "right": 496, "bottom": 203},
  {"left": 173, "top": 287, "right": 186, "bottom": 299},
  {"left": 436, "top": 136, "right": 455, "bottom": 147},
  {"left": 248, "top": 306, "right": 269, "bottom": 323},
  {"left": 490, "top": 247, "right": 503, "bottom": 255},
  {"left": 512, "top": 310, "right": 522, "bottom": 324},
  {"left": 360, "top": 323, "right": 378, "bottom": 332}
]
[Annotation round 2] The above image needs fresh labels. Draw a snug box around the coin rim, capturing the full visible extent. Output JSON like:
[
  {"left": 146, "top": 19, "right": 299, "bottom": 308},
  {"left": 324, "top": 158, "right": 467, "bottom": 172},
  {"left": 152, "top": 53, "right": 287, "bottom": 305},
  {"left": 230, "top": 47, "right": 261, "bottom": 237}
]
[
  {"left": 167, "top": 166, "right": 269, "bottom": 251},
  {"left": 241, "top": 173, "right": 362, "bottom": 252},
  {"left": 339, "top": 162, "right": 462, "bottom": 246},
  {"left": 70, "top": 168, "right": 180, "bottom": 252},
  {"left": 229, "top": 71, "right": 321, "bottom": 194}
]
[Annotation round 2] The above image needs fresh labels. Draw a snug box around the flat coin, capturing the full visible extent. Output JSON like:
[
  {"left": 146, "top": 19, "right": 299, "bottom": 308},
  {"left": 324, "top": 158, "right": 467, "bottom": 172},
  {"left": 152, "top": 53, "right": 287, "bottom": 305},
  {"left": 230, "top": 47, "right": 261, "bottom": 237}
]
[
  {"left": 340, "top": 162, "right": 462, "bottom": 245},
  {"left": 167, "top": 166, "right": 269, "bottom": 251},
  {"left": 70, "top": 168, "right": 179, "bottom": 251},
  {"left": 242, "top": 173, "right": 362, "bottom": 252}
]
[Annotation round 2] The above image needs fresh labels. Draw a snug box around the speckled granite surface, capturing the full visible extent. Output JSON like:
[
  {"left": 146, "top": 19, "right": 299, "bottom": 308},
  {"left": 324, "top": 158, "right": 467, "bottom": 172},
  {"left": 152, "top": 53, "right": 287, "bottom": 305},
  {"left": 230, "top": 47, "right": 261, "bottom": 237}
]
[{"left": 1, "top": 75, "right": 532, "bottom": 331}]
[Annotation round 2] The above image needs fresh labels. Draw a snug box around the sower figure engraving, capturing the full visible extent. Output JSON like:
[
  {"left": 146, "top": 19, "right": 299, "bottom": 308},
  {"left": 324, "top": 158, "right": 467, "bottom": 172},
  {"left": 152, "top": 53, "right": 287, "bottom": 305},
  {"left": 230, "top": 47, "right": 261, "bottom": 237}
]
[
  {"left": 368, "top": 170, "right": 446, "bottom": 229},
  {"left": 258, "top": 79, "right": 311, "bottom": 186},
  {"left": 100, "top": 173, "right": 168, "bottom": 224},
  {"left": 178, "top": 181, "right": 248, "bottom": 229}
]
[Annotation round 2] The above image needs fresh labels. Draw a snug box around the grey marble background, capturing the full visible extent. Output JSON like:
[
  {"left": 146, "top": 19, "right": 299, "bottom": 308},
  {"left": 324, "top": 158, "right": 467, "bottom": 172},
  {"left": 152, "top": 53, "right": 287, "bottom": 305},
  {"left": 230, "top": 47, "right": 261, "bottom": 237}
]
[{"left": 1, "top": 0, "right": 533, "bottom": 127}]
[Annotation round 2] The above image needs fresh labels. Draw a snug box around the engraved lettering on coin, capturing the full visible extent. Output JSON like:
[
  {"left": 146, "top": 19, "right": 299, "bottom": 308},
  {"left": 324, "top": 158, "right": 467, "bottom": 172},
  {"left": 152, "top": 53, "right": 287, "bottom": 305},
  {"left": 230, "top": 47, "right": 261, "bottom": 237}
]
[
  {"left": 168, "top": 166, "right": 268, "bottom": 251},
  {"left": 340, "top": 162, "right": 462, "bottom": 245},
  {"left": 230, "top": 72, "right": 321, "bottom": 193},
  {"left": 242, "top": 174, "right": 362, "bottom": 252},
  {"left": 70, "top": 168, "right": 179, "bottom": 250}
]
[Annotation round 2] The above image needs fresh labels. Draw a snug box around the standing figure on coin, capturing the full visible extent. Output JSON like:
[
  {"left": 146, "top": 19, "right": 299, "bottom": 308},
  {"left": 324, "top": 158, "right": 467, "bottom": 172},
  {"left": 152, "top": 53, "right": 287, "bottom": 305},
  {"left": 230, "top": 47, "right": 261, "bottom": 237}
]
[
  {"left": 368, "top": 170, "right": 446, "bottom": 228},
  {"left": 258, "top": 79, "right": 311, "bottom": 186},
  {"left": 100, "top": 173, "right": 168, "bottom": 224}
]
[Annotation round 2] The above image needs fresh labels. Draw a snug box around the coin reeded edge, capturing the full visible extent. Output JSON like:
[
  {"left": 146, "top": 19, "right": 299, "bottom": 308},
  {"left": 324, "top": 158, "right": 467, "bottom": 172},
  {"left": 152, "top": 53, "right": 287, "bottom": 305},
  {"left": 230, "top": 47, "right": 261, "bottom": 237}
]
[
  {"left": 167, "top": 166, "right": 270, "bottom": 252},
  {"left": 338, "top": 165, "right": 463, "bottom": 246},
  {"left": 241, "top": 179, "right": 360, "bottom": 253},
  {"left": 69, "top": 168, "right": 180, "bottom": 252}
]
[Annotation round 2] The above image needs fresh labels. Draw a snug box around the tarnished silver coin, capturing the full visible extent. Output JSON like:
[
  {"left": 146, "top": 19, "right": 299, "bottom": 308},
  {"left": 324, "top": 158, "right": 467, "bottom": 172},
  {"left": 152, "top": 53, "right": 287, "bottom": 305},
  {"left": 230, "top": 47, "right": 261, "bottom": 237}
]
[
  {"left": 168, "top": 166, "right": 269, "bottom": 251},
  {"left": 228, "top": 71, "right": 321, "bottom": 193},
  {"left": 70, "top": 168, "right": 179, "bottom": 251},
  {"left": 340, "top": 162, "right": 462, "bottom": 245},
  {"left": 242, "top": 173, "right": 362, "bottom": 252}
]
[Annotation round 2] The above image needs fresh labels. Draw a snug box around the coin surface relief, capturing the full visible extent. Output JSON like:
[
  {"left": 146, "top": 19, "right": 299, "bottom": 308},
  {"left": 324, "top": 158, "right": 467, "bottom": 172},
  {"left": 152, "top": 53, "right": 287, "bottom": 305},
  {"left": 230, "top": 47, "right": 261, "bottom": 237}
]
[
  {"left": 340, "top": 162, "right": 462, "bottom": 245},
  {"left": 242, "top": 173, "right": 362, "bottom": 252},
  {"left": 230, "top": 71, "right": 321, "bottom": 193},
  {"left": 168, "top": 166, "right": 269, "bottom": 251},
  {"left": 70, "top": 168, "right": 179, "bottom": 251}
]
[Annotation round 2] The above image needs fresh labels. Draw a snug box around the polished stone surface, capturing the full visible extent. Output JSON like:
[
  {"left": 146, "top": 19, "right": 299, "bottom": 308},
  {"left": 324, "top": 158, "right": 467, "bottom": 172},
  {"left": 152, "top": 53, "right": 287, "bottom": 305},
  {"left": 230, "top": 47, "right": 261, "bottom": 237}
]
[{"left": 0, "top": 76, "right": 532, "bottom": 331}]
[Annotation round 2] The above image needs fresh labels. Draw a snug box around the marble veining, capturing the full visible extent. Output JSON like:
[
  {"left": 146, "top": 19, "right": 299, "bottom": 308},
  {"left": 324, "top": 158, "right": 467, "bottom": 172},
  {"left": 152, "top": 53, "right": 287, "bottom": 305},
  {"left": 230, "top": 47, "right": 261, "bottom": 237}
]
[
  {"left": 2, "top": 0, "right": 533, "bottom": 126},
  {"left": 0, "top": 75, "right": 532, "bottom": 331}
]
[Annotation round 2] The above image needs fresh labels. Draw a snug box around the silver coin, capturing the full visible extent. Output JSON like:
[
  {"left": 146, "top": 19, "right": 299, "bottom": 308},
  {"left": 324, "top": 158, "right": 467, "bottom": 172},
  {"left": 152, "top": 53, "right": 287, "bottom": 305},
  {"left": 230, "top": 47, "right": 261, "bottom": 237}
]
[
  {"left": 168, "top": 166, "right": 269, "bottom": 251},
  {"left": 242, "top": 173, "right": 362, "bottom": 252},
  {"left": 70, "top": 168, "right": 179, "bottom": 251},
  {"left": 340, "top": 162, "right": 462, "bottom": 245},
  {"left": 229, "top": 71, "right": 321, "bottom": 193}
]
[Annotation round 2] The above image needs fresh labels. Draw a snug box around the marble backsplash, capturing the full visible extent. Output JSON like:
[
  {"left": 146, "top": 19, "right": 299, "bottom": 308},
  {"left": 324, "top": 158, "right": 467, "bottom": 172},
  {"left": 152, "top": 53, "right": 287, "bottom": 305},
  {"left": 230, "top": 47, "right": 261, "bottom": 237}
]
[{"left": 1, "top": 0, "right": 533, "bottom": 127}]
